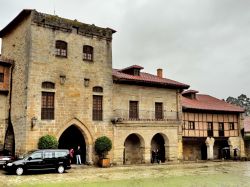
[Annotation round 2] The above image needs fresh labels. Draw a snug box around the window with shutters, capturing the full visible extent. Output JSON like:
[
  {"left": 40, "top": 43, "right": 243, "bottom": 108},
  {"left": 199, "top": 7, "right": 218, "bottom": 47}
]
[
  {"left": 155, "top": 102, "right": 163, "bottom": 120},
  {"left": 83, "top": 45, "right": 93, "bottom": 61},
  {"left": 93, "top": 95, "right": 103, "bottom": 121},
  {"left": 129, "top": 101, "right": 138, "bottom": 119},
  {"left": 41, "top": 92, "right": 55, "bottom": 120},
  {"left": 55, "top": 40, "right": 67, "bottom": 57}
]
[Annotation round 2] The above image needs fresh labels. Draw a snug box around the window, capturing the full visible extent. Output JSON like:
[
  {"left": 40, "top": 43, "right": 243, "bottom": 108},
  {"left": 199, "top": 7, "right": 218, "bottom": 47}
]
[
  {"left": 83, "top": 45, "right": 93, "bottom": 61},
  {"left": 219, "top": 122, "right": 224, "bottom": 137},
  {"left": 0, "top": 73, "right": 4, "bottom": 82},
  {"left": 155, "top": 102, "right": 163, "bottom": 120},
  {"left": 44, "top": 152, "right": 53, "bottom": 159},
  {"left": 134, "top": 69, "right": 140, "bottom": 76},
  {"left": 229, "top": 122, "right": 235, "bottom": 130},
  {"left": 188, "top": 121, "right": 195, "bottom": 130},
  {"left": 30, "top": 152, "right": 42, "bottom": 159},
  {"left": 93, "top": 86, "right": 103, "bottom": 93},
  {"left": 42, "top": 82, "right": 55, "bottom": 89},
  {"left": 41, "top": 92, "right": 55, "bottom": 120},
  {"left": 207, "top": 122, "right": 213, "bottom": 137},
  {"left": 129, "top": 101, "right": 138, "bottom": 119},
  {"left": 93, "top": 95, "right": 103, "bottom": 121},
  {"left": 55, "top": 151, "right": 67, "bottom": 158},
  {"left": 55, "top": 40, "right": 67, "bottom": 57}
]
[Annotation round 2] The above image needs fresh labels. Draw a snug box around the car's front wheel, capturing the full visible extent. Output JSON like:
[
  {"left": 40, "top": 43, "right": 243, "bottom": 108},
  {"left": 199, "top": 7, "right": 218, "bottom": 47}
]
[
  {"left": 16, "top": 166, "right": 24, "bottom": 176},
  {"left": 57, "top": 165, "right": 64, "bottom": 174}
]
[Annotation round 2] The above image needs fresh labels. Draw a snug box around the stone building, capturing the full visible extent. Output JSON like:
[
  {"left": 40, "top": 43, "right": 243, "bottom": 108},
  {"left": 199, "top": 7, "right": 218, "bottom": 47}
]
[
  {"left": 181, "top": 90, "right": 245, "bottom": 160},
  {"left": 243, "top": 116, "right": 250, "bottom": 159},
  {"left": 0, "top": 9, "right": 189, "bottom": 164}
]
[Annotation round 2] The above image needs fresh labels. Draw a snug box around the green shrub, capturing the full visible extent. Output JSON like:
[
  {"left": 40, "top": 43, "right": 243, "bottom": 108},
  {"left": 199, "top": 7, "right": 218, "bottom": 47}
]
[
  {"left": 38, "top": 135, "right": 58, "bottom": 149},
  {"left": 94, "top": 136, "right": 112, "bottom": 158}
]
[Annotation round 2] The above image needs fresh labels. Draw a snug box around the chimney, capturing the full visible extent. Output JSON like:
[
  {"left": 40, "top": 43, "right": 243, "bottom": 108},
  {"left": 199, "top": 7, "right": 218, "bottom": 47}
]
[{"left": 157, "top": 68, "right": 163, "bottom": 78}]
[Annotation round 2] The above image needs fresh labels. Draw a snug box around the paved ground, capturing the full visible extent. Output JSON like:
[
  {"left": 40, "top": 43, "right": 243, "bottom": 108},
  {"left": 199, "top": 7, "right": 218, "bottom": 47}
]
[{"left": 0, "top": 161, "right": 250, "bottom": 186}]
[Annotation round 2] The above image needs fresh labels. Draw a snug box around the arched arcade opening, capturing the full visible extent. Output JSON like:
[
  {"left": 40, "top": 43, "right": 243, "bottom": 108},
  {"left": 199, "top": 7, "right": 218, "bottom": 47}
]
[
  {"left": 124, "top": 133, "right": 145, "bottom": 164},
  {"left": 151, "top": 133, "right": 166, "bottom": 163}
]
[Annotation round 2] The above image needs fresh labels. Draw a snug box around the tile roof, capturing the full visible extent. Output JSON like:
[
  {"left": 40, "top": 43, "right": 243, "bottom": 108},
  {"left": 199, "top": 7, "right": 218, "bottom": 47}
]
[
  {"left": 182, "top": 94, "right": 245, "bottom": 113},
  {"left": 244, "top": 117, "right": 250, "bottom": 132},
  {"left": 112, "top": 68, "right": 190, "bottom": 89}
]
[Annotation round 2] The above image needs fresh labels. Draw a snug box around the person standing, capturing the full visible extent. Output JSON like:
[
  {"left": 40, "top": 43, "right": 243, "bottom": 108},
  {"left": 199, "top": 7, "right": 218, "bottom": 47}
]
[
  {"left": 75, "top": 145, "right": 82, "bottom": 165},
  {"left": 69, "top": 148, "right": 74, "bottom": 164}
]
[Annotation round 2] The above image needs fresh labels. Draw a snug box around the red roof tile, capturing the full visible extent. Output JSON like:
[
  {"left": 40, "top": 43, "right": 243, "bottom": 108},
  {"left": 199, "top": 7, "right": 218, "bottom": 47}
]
[
  {"left": 112, "top": 68, "right": 189, "bottom": 89},
  {"left": 244, "top": 117, "right": 250, "bottom": 132},
  {"left": 182, "top": 94, "right": 245, "bottom": 113}
]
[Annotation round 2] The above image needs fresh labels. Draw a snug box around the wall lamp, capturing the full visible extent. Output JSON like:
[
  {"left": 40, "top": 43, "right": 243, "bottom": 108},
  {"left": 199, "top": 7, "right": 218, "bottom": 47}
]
[
  {"left": 84, "top": 78, "right": 90, "bottom": 87},
  {"left": 31, "top": 117, "right": 38, "bottom": 128},
  {"left": 60, "top": 75, "right": 66, "bottom": 85}
]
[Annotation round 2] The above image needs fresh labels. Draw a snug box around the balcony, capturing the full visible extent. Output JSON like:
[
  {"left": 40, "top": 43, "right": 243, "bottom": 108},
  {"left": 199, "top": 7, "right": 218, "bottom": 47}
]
[{"left": 113, "top": 109, "right": 180, "bottom": 122}]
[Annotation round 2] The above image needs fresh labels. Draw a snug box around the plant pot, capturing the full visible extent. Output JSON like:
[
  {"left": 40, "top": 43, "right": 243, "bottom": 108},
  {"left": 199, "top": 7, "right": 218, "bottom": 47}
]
[{"left": 99, "top": 158, "right": 110, "bottom": 168}]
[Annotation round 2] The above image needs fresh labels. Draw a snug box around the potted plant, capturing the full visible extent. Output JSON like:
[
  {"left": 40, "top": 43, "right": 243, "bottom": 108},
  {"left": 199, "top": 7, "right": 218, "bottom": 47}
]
[{"left": 94, "top": 136, "right": 112, "bottom": 167}]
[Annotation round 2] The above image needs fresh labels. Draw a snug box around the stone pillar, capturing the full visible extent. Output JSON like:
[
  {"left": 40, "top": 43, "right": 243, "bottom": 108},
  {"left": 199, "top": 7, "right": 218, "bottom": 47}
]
[
  {"left": 113, "top": 147, "right": 124, "bottom": 165},
  {"left": 205, "top": 137, "right": 215, "bottom": 160},
  {"left": 144, "top": 146, "right": 151, "bottom": 164},
  {"left": 86, "top": 144, "right": 93, "bottom": 165},
  {"left": 167, "top": 144, "right": 178, "bottom": 161}
]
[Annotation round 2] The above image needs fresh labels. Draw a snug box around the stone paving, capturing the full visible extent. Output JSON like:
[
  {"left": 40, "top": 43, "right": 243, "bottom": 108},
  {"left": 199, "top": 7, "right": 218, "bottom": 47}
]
[{"left": 0, "top": 161, "right": 250, "bottom": 186}]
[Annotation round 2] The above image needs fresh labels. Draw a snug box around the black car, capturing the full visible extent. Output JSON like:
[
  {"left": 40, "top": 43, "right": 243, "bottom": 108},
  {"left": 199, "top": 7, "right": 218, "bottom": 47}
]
[{"left": 3, "top": 149, "right": 71, "bottom": 175}]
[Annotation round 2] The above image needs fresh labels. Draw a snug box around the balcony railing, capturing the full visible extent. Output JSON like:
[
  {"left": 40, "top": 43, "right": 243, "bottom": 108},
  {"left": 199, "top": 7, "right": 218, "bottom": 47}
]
[{"left": 113, "top": 109, "right": 180, "bottom": 121}]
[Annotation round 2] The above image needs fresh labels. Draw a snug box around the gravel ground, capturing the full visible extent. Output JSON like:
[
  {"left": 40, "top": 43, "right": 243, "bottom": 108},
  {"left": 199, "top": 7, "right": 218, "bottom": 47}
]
[{"left": 0, "top": 161, "right": 250, "bottom": 187}]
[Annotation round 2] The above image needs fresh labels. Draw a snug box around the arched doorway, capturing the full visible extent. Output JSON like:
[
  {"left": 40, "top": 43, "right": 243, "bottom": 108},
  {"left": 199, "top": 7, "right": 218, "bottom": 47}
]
[
  {"left": 124, "top": 133, "right": 144, "bottom": 164},
  {"left": 58, "top": 125, "right": 86, "bottom": 164},
  {"left": 4, "top": 123, "right": 15, "bottom": 156},
  {"left": 151, "top": 133, "right": 165, "bottom": 163}
]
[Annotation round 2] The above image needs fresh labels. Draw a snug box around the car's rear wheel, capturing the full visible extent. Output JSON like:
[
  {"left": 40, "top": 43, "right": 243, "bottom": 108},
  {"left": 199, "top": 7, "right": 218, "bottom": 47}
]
[
  {"left": 16, "top": 167, "right": 24, "bottom": 176},
  {"left": 57, "top": 165, "right": 64, "bottom": 174}
]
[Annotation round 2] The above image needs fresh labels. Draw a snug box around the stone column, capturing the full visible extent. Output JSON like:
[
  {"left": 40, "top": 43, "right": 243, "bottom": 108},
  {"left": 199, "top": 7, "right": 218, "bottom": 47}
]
[
  {"left": 86, "top": 144, "right": 93, "bottom": 165},
  {"left": 113, "top": 146, "right": 124, "bottom": 165},
  {"left": 205, "top": 137, "right": 215, "bottom": 160},
  {"left": 144, "top": 146, "right": 151, "bottom": 164},
  {"left": 167, "top": 144, "right": 178, "bottom": 161}
]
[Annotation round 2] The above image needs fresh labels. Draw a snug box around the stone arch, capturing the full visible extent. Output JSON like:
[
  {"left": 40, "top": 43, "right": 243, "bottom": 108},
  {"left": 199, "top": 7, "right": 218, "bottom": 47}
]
[
  {"left": 56, "top": 118, "right": 93, "bottom": 164},
  {"left": 123, "top": 133, "right": 145, "bottom": 164},
  {"left": 150, "top": 133, "right": 169, "bottom": 162}
]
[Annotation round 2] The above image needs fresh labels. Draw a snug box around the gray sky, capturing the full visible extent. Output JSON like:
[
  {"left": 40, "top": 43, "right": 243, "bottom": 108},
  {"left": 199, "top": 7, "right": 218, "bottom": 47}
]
[{"left": 0, "top": 0, "right": 249, "bottom": 99}]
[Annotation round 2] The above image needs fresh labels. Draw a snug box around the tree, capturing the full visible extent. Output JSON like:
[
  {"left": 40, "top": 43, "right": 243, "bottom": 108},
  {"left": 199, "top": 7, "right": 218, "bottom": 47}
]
[
  {"left": 94, "top": 136, "right": 112, "bottom": 158},
  {"left": 226, "top": 94, "right": 250, "bottom": 116},
  {"left": 38, "top": 135, "right": 58, "bottom": 149}
]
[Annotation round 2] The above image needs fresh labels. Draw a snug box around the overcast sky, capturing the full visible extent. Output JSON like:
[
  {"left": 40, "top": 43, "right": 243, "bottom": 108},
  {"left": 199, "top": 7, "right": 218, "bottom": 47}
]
[{"left": 0, "top": 0, "right": 249, "bottom": 99}]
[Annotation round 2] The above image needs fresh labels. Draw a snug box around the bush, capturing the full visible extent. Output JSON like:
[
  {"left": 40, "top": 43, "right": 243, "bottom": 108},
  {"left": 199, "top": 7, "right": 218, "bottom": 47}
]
[
  {"left": 38, "top": 135, "right": 58, "bottom": 149},
  {"left": 94, "top": 136, "right": 112, "bottom": 158}
]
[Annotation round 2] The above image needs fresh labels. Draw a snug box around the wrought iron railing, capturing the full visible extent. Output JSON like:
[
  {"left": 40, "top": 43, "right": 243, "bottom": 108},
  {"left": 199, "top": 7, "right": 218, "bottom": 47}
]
[{"left": 113, "top": 109, "right": 180, "bottom": 121}]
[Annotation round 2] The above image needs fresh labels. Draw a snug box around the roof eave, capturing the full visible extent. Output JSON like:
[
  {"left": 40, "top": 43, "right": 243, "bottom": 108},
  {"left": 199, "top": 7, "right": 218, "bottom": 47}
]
[
  {"left": 0, "top": 9, "right": 33, "bottom": 37},
  {"left": 113, "top": 77, "right": 190, "bottom": 89}
]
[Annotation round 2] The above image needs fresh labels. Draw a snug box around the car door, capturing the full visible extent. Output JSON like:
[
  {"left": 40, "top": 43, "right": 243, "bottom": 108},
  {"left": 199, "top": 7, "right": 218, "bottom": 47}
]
[
  {"left": 26, "top": 151, "right": 43, "bottom": 170},
  {"left": 43, "top": 151, "right": 56, "bottom": 169}
]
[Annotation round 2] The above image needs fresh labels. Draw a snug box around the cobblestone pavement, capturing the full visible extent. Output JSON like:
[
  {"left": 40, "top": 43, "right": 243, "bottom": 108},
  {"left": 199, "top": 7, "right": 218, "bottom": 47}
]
[{"left": 0, "top": 161, "right": 250, "bottom": 186}]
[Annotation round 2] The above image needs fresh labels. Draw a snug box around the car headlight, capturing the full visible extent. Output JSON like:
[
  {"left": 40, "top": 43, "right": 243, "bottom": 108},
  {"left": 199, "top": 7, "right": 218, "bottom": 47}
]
[{"left": 7, "top": 163, "right": 13, "bottom": 166}]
